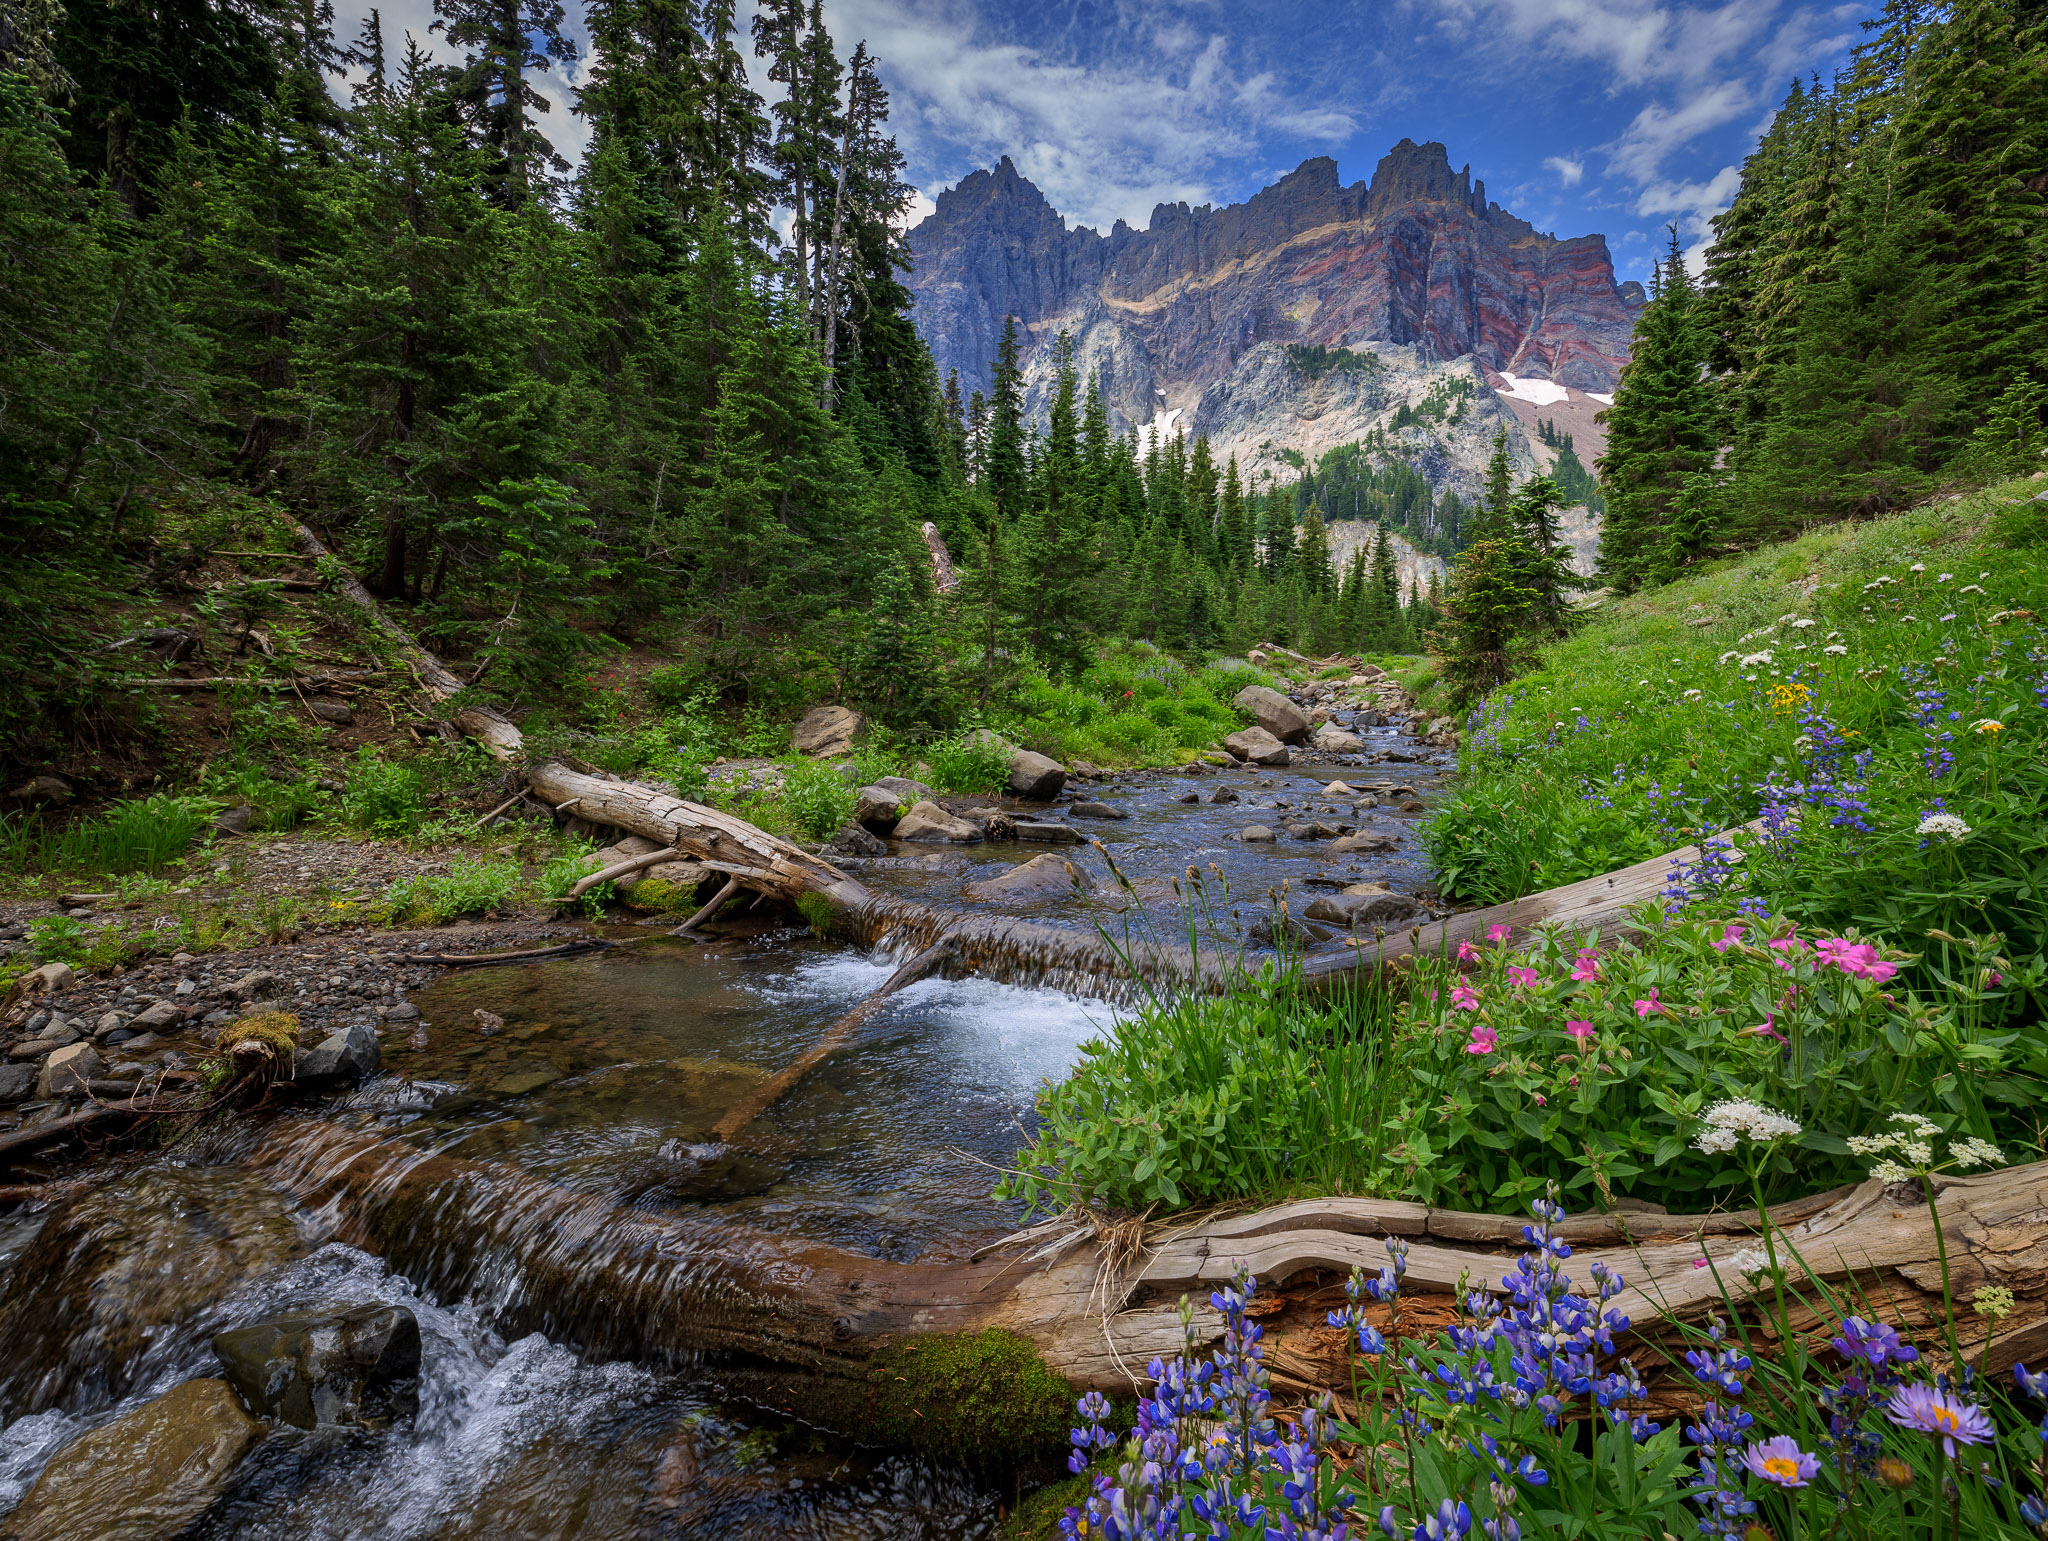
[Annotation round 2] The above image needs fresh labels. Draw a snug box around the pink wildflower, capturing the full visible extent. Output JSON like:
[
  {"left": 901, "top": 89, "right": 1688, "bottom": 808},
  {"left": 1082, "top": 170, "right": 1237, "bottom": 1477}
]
[
  {"left": 1569, "top": 951, "right": 1600, "bottom": 983},
  {"left": 1711, "top": 923, "right": 1746, "bottom": 953},
  {"left": 1455, "top": 940, "right": 1481, "bottom": 964},
  {"left": 1450, "top": 984, "right": 1481, "bottom": 1011},
  {"left": 1744, "top": 1014, "right": 1786, "bottom": 1043},
  {"left": 1634, "top": 989, "right": 1664, "bottom": 1018},
  {"left": 1486, "top": 924, "right": 1512, "bottom": 943},
  {"left": 1531, "top": 1093, "right": 1546, "bottom": 1106},
  {"left": 1465, "top": 1024, "right": 1498, "bottom": 1055},
  {"left": 1566, "top": 1019, "right": 1594, "bottom": 1041},
  {"left": 1508, "top": 965, "right": 1540, "bottom": 990}
]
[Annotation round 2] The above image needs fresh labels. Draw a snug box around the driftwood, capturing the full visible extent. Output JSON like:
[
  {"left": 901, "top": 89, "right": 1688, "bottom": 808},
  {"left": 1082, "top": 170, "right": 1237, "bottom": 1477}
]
[
  {"left": 375, "top": 939, "right": 618, "bottom": 967},
  {"left": 559, "top": 844, "right": 689, "bottom": 901},
  {"left": 242, "top": 1116, "right": 2048, "bottom": 1442},
  {"left": 709, "top": 935, "right": 958, "bottom": 1143},
  {"left": 284, "top": 517, "right": 524, "bottom": 758}
]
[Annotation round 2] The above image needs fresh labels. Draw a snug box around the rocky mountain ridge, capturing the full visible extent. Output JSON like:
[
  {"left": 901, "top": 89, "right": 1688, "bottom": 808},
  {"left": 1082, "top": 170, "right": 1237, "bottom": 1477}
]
[{"left": 906, "top": 139, "right": 1637, "bottom": 530}]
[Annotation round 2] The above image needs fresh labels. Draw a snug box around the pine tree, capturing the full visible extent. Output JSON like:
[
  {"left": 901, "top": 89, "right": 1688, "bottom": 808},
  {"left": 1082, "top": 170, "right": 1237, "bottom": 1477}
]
[
  {"left": 433, "top": 0, "right": 577, "bottom": 207},
  {"left": 983, "top": 314, "right": 1026, "bottom": 520}
]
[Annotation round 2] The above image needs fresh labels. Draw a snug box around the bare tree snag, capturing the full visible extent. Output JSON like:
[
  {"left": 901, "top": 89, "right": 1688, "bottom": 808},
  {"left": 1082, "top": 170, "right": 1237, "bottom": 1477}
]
[
  {"left": 921, "top": 521, "right": 960, "bottom": 593},
  {"left": 242, "top": 1117, "right": 2048, "bottom": 1437},
  {"left": 284, "top": 517, "right": 524, "bottom": 758}
]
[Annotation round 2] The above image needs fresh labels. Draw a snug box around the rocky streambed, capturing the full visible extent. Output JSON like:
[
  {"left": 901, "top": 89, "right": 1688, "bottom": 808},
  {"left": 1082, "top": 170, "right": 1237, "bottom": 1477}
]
[{"left": 0, "top": 670, "right": 1453, "bottom": 1538}]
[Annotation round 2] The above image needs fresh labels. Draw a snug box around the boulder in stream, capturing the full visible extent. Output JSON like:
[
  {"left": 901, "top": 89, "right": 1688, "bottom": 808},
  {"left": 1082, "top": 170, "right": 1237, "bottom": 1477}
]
[
  {"left": 892, "top": 801, "right": 982, "bottom": 843},
  {"left": 1331, "top": 831, "right": 1400, "bottom": 854},
  {"left": 0, "top": 1377, "right": 264, "bottom": 1541},
  {"left": 1312, "top": 724, "right": 1366, "bottom": 753},
  {"left": 1238, "top": 825, "right": 1277, "bottom": 843},
  {"left": 1223, "top": 728, "right": 1290, "bottom": 767},
  {"left": 964, "top": 852, "right": 1095, "bottom": 903},
  {"left": 36, "top": 1042, "right": 101, "bottom": 1099},
  {"left": 1303, "top": 891, "right": 1426, "bottom": 928},
  {"left": 1067, "top": 800, "right": 1127, "bottom": 820},
  {"left": 293, "top": 1021, "right": 380, "bottom": 1082},
  {"left": 211, "top": 1302, "right": 422, "bottom": 1430},
  {"left": 1231, "top": 686, "right": 1310, "bottom": 744},
  {"left": 0, "top": 1168, "right": 306, "bottom": 1418},
  {"left": 965, "top": 729, "right": 1068, "bottom": 800},
  {"left": 853, "top": 785, "right": 905, "bottom": 832},
  {"left": 0, "top": 1063, "right": 32, "bottom": 1103}
]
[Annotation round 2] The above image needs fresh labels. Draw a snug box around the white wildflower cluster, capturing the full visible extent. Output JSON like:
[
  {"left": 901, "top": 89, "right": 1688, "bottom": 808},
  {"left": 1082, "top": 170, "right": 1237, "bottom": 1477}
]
[
  {"left": 1728, "top": 1247, "right": 1773, "bottom": 1278},
  {"left": 1684, "top": 688, "right": 1703, "bottom": 700},
  {"left": 1824, "top": 645, "right": 1849, "bottom": 656},
  {"left": 1917, "top": 812, "right": 1972, "bottom": 843},
  {"left": 1790, "top": 617, "right": 1818, "bottom": 630},
  {"left": 1694, "top": 1099, "right": 1803, "bottom": 1155},
  {"left": 1910, "top": 563, "right": 1926, "bottom": 573},
  {"left": 1958, "top": 585, "right": 1986, "bottom": 596},
  {"left": 1849, "top": 1114, "right": 2004, "bottom": 1185},
  {"left": 1864, "top": 575, "right": 1899, "bottom": 592},
  {"left": 1739, "top": 651, "right": 1774, "bottom": 668}
]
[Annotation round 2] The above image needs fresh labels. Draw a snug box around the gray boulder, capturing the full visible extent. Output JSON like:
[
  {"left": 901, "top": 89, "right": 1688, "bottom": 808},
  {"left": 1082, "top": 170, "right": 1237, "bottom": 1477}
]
[
  {"left": 126, "top": 999, "right": 183, "bottom": 1034},
  {"left": 212, "top": 1302, "right": 421, "bottom": 1430},
  {"left": 1239, "top": 825, "right": 1277, "bottom": 843},
  {"left": 853, "top": 785, "right": 906, "bottom": 832},
  {"left": 295, "top": 1022, "right": 380, "bottom": 1082},
  {"left": 1303, "top": 891, "right": 1426, "bottom": 928},
  {"left": 1331, "top": 831, "right": 1400, "bottom": 854},
  {"left": 967, "top": 729, "right": 1068, "bottom": 800},
  {"left": 1232, "top": 685, "right": 1310, "bottom": 744},
  {"left": 1068, "top": 800, "right": 1128, "bottom": 820},
  {"left": 0, "top": 1063, "right": 33, "bottom": 1103},
  {"left": 791, "top": 704, "right": 863, "bottom": 758},
  {"left": 224, "top": 969, "right": 284, "bottom": 1004},
  {"left": 37, "top": 1042, "right": 102, "bottom": 1099},
  {"left": 1013, "top": 821, "right": 1082, "bottom": 844},
  {"left": 964, "top": 852, "right": 1093, "bottom": 902},
  {"left": 893, "top": 800, "right": 982, "bottom": 843},
  {"left": 308, "top": 698, "right": 353, "bottom": 724},
  {"left": 868, "top": 775, "right": 936, "bottom": 803},
  {"left": 1311, "top": 723, "right": 1366, "bottom": 753},
  {"left": 824, "top": 822, "right": 886, "bottom": 857},
  {"left": 1224, "top": 727, "right": 1291, "bottom": 767}
]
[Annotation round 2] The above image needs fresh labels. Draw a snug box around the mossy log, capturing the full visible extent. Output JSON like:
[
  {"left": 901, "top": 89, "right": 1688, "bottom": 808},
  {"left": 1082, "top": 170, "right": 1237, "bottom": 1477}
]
[{"left": 244, "top": 1117, "right": 2048, "bottom": 1455}]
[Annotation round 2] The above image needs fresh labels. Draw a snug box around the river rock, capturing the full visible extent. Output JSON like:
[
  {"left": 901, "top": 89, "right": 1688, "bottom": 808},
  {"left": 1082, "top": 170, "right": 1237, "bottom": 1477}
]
[
  {"left": 1224, "top": 727, "right": 1290, "bottom": 766},
  {"left": 1232, "top": 685, "right": 1310, "bottom": 744},
  {"left": 868, "top": 775, "right": 936, "bottom": 803},
  {"left": 126, "top": 999, "right": 183, "bottom": 1034},
  {"left": 1312, "top": 724, "right": 1366, "bottom": 753},
  {"left": 1013, "top": 821, "right": 1082, "bottom": 844},
  {"left": 294, "top": 1021, "right": 380, "bottom": 1082},
  {"left": 224, "top": 969, "right": 284, "bottom": 1004},
  {"left": 1239, "top": 825, "right": 1277, "bottom": 843},
  {"left": 212, "top": 803, "right": 254, "bottom": 837},
  {"left": 1331, "top": 831, "right": 1400, "bottom": 854},
  {"left": 853, "top": 785, "right": 905, "bottom": 832},
  {"left": 791, "top": 704, "right": 863, "bottom": 758},
  {"left": 213, "top": 1303, "right": 422, "bottom": 1430},
  {"left": 964, "top": 852, "right": 1091, "bottom": 902},
  {"left": 1, "top": 1377, "right": 264, "bottom": 1541},
  {"left": 11, "top": 961, "right": 74, "bottom": 1001},
  {"left": 1209, "top": 787, "right": 1239, "bottom": 804},
  {"left": 824, "top": 822, "right": 886, "bottom": 857},
  {"left": 36, "top": 1042, "right": 101, "bottom": 1099},
  {"left": 0, "top": 1168, "right": 306, "bottom": 1417},
  {"left": 1303, "top": 892, "right": 1426, "bottom": 928},
  {"left": 0, "top": 1064, "right": 33, "bottom": 1103},
  {"left": 893, "top": 801, "right": 982, "bottom": 843},
  {"left": 1321, "top": 781, "right": 1356, "bottom": 796},
  {"left": 1067, "top": 800, "right": 1127, "bottom": 820},
  {"left": 967, "top": 729, "right": 1068, "bottom": 800}
]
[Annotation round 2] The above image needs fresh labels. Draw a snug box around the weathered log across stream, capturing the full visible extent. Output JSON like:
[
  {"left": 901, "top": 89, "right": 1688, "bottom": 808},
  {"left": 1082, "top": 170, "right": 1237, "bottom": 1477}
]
[{"left": 243, "top": 1115, "right": 2048, "bottom": 1463}]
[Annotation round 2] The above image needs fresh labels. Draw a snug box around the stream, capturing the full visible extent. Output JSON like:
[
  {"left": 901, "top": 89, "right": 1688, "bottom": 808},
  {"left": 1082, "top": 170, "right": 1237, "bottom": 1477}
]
[{"left": 0, "top": 729, "right": 1446, "bottom": 1539}]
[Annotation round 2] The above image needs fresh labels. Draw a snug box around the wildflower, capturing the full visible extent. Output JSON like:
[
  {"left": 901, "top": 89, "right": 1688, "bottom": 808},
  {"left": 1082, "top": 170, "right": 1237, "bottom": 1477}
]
[
  {"left": 1824, "top": 644, "right": 1848, "bottom": 655},
  {"left": 1507, "top": 965, "right": 1540, "bottom": 990},
  {"left": 1910, "top": 563, "right": 1925, "bottom": 573},
  {"left": 1739, "top": 650, "right": 1774, "bottom": 667},
  {"left": 1633, "top": 989, "right": 1664, "bottom": 1018},
  {"left": 1916, "top": 812, "right": 1972, "bottom": 843},
  {"left": 1695, "top": 1100, "right": 1802, "bottom": 1154},
  {"left": 1466, "top": 1024, "right": 1499, "bottom": 1055},
  {"left": 1450, "top": 984, "right": 1481, "bottom": 1011},
  {"left": 1953, "top": 1137, "right": 2006, "bottom": 1169},
  {"left": 1711, "top": 923, "right": 1745, "bottom": 953},
  {"left": 1729, "top": 1247, "right": 1772, "bottom": 1278},
  {"left": 1741, "top": 1435, "right": 1818, "bottom": 1487},
  {"left": 1972, "top": 718, "right": 2004, "bottom": 734},
  {"left": 1885, "top": 1383, "right": 1994, "bottom": 1456},
  {"left": 1566, "top": 1019, "right": 1594, "bottom": 1042},
  {"left": 1974, "top": 1286, "right": 2016, "bottom": 1325},
  {"left": 1875, "top": 1456, "right": 1914, "bottom": 1489},
  {"left": 1937, "top": 573, "right": 1952, "bottom": 583},
  {"left": 1486, "top": 923, "right": 1512, "bottom": 942},
  {"left": 1684, "top": 688, "right": 1702, "bottom": 699},
  {"left": 1415, "top": 1499, "right": 1474, "bottom": 1539},
  {"left": 1743, "top": 1014, "right": 1785, "bottom": 1043},
  {"left": 1569, "top": 951, "right": 1601, "bottom": 982},
  {"left": 1456, "top": 939, "right": 1481, "bottom": 963}
]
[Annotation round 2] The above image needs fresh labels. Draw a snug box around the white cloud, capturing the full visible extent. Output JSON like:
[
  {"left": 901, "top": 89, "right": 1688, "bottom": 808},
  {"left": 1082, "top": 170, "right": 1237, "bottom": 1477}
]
[
  {"left": 1544, "top": 155, "right": 1585, "bottom": 186},
  {"left": 1636, "top": 163, "right": 1744, "bottom": 272},
  {"left": 1606, "top": 78, "right": 1751, "bottom": 182}
]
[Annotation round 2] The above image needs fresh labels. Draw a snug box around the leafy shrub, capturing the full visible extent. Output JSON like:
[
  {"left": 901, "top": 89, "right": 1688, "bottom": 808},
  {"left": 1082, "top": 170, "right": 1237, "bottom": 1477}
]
[
  {"left": 384, "top": 856, "right": 518, "bottom": 924},
  {"left": 1387, "top": 907, "right": 2027, "bottom": 1213},
  {"left": 779, "top": 757, "right": 857, "bottom": 840},
  {"left": 925, "top": 732, "right": 1012, "bottom": 795},
  {"left": 27, "top": 915, "right": 85, "bottom": 963},
  {"left": 643, "top": 662, "right": 710, "bottom": 714},
  {"left": 997, "top": 967, "right": 1401, "bottom": 1214},
  {"left": 337, "top": 748, "right": 427, "bottom": 836}
]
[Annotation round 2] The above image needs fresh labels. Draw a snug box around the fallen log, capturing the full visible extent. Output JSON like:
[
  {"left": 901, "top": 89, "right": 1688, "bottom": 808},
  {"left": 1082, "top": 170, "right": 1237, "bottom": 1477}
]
[
  {"left": 239, "top": 1116, "right": 2048, "bottom": 1458},
  {"left": 709, "top": 935, "right": 958, "bottom": 1143},
  {"left": 284, "top": 517, "right": 523, "bottom": 759},
  {"left": 559, "top": 844, "right": 688, "bottom": 901},
  {"left": 374, "top": 939, "right": 617, "bottom": 967}
]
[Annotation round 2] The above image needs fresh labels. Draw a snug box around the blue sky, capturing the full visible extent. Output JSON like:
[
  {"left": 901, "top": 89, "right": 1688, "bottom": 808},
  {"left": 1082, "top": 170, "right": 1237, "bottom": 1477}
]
[
  {"left": 825, "top": 0, "right": 1868, "bottom": 282},
  {"left": 333, "top": 0, "right": 1869, "bottom": 284}
]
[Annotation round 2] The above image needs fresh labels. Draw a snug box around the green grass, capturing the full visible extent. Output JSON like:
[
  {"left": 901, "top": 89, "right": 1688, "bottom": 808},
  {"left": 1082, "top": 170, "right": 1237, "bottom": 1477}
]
[
  {"left": 1422, "top": 477, "right": 2048, "bottom": 962},
  {"left": 0, "top": 793, "right": 215, "bottom": 876}
]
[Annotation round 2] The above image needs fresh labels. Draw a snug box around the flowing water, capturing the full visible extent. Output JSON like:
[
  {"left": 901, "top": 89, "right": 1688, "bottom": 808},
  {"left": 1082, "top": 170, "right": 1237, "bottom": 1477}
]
[{"left": 0, "top": 733, "right": 1446, "bottom": 1539}]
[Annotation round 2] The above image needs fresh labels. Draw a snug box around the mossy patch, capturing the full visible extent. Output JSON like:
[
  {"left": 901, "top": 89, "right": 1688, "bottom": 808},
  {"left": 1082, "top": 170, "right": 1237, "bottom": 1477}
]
[
  {"left": 1002, "top": 1473, "right": 1089, "bottom": 1540},
  {"left": 863, "top": 1330, "right": 1076, "bottom": 1469},
  {"left": 217, "top": 1011, "right": 300, "bottom": 1058},
  {"left": 620, "top": 877, "right": 701, "bottom": 915},
  {"left": 795, "top": 891, "right": 834, "bottom": 939}
]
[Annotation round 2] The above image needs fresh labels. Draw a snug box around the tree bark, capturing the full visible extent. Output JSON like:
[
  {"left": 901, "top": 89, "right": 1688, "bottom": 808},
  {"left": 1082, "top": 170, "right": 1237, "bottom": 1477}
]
[{"left": 241, "top": 1116, "right": 2048, "bottom": 1429}]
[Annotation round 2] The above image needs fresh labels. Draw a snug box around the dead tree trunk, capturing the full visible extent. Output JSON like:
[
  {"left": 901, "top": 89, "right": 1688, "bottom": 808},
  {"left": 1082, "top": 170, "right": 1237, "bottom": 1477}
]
[
  {"left": 241, "top": 1117, "right": 2048, "bottom": 1436},
  {"left": 285, "top": 517, "right": 523, "bottom": 758}
]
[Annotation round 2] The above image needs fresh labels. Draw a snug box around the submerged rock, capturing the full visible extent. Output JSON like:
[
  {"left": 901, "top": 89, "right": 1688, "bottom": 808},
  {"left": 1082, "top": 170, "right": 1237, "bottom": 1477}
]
[
  {"left": 1303, "top": 891, "right": 1426, "bottom": 928},
  {"left": 964, "top": 852, "right": 1093, "bottom": 903},
  {"left": 1067, "top": 800, "right": 1127, "bottom": 820},
  {"left": 0, "top": 1168, "right": 306, "bottom": 1418},
  {"left": 212, "top": 1303, "right": 421, "bottom": 1430},
  {"left": 1331, "top": 831, "right": 1400, "bottom": 854},
  {"left": 1, "top": 1377, "right": 263, "bottom": 1541}
]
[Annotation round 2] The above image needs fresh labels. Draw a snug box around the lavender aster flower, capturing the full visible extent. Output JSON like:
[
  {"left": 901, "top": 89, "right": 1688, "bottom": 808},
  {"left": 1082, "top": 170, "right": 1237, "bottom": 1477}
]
[
  {"left": 1886, "top": 1382, "right": 1994, "bottom": 1456},
  {"left": 1741, "top": 1434, "right": 1819, "bottom": 1487}
]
